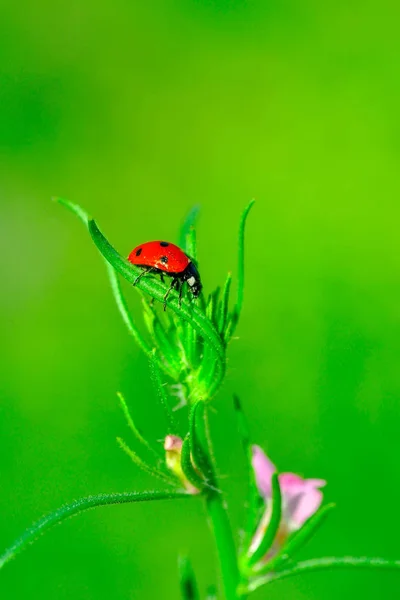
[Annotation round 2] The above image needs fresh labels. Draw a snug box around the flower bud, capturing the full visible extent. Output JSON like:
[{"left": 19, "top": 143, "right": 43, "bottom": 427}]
[{"left": 164, "top": 435, "right": 200, "bottom": 495}]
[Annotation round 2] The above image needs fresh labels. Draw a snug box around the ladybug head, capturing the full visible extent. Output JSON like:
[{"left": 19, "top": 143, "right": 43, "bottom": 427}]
[{"left": 182, "top": 262, "right": 202, "bottom": 298}]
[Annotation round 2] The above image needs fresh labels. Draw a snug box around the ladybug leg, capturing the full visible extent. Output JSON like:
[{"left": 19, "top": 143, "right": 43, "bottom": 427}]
[
  {"left": 178, "top": 281, "right": 183, "bottom": 308},
  {"left": 163, "top": 278, "right": 179, "bottom": 311},
  {"left": 163, "top": 279, "right": 175, "bottom": 311},
  {"left": 133, "top": 266, "right": 155, "bottom": 286},
  {"left": 160, "top": 272, "right": 165, "bottom": 284}
]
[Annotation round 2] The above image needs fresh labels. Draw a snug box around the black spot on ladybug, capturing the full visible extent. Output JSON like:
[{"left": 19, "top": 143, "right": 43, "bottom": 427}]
[
  {"left": 160, "top": 255, "right": 168, "bottom": 264},
  {"left": 135, "top": 248, "right": 142, "bottom": 257},
  {"left": 160, "top": 241, "right": 169, "bottom": 247}
]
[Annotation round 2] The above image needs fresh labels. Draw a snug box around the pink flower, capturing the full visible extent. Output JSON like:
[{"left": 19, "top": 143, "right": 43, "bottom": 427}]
[{"left": 250, "top": 445, "right": 326, "bottom": 558}]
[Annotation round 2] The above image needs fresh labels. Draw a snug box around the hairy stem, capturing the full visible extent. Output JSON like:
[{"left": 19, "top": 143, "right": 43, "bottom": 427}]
[
  {"left": 245, "top": 556, "right": 400, "bottom": 593},
  {"left": 0, "top": 490, "right": 190, "bottom": 570}
]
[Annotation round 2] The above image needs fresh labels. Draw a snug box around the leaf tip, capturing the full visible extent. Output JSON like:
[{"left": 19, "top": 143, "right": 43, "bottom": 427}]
[{"left": 233, "top": 394, "right": 241, "bottom": 411}]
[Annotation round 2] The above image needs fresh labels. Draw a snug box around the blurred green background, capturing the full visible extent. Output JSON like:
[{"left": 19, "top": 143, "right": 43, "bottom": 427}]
[{"left": 1, "top": 0, "right": 400, "bottom": 598}]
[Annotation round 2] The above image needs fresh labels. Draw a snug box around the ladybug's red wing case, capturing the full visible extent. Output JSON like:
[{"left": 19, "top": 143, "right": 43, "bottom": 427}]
[{"left": 128, "top": 240, "right": 190, "bottom": 274}]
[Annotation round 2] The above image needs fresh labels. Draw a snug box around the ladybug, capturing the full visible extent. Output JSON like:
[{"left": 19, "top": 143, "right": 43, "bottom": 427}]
[{"left": 128, "top": 241, "right": 202, "bottom": 309}]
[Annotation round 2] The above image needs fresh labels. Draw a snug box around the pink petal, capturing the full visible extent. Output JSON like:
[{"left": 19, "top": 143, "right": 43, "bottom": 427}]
[
  {"left": 279, "top": 473, "right": 307, "bottom": 495},
  {"left": 164, "top": 434, "right": 183, "bottom": 452},
  {"left": 278, "top": 473, "right": 326, "bottom": 531},
  {"left": 289, "top": 487, "right": 324, "bottom": 529},
  {"left": 279, "top": 473, "right": 326, "bottom": 497},
  {"left": 305, "top": 479, "right": 327, "bottom": 489},
  {"left": 251, "top": 445, "right": 276, "bottom": 499}
]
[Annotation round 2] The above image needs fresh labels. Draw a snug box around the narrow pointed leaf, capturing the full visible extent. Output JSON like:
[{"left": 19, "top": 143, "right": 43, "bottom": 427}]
[
  {"left": 185, "top": 225, "right": 198, "bottom": 265},
  {"left": 263, "top": 503, "right": 336, "bottom": 574},
  {"left": 183, "top": 319, "right": 197, "bottom": 371},
  {"left": 0, "top": 490, "right": 191, "bottom": 570},
  {"left": 226, "top": 200, "right": 255, "bottom": 340},
  {"left": 233, "top": 394, "right": 250, "bottom": 450},
  {"left": 235, "top": 199, "right": 255, "bottom": 317},
  {"left": 142, "top": 299, "right": 181, "bottom": 377},
  {"left": 248, "top": 473, "right": 282, "bottom": 567},
  {"left": 233, "top": 396, "right": 263, "bottom": 555},
  {"left": 189, "top": 402, "right": 215, "bottom": 487},
  {"left": 55, "top": 197, "right": 154, "bottom": 361},
  {"left": 218, "top": 272, "right": 232, "bottom": 336},
  {"left": 178, "top": 555, "right": 200, "bottom": 600},
  {"left": 54, "top": 196, "right": 90, "bottom": 225},
  {"left": 179, "top": 205, "right": 200, "bottom": 255},
  {"left": 149, "top": 350, "right": 179, "bottom": 434},
  {"left": 107, "top": 263, "right": 153, "bottom": 357},
  {"left": 181, "top": 434, "right": 204, "bottom": 492},
  {"left": 206, "top": 287, "right": 220, "bottom": 328}
]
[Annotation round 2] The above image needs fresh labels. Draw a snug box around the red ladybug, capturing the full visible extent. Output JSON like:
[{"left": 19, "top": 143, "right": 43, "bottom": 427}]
[{"left": 128, "top": 241, "right": 202, "bottom": 309}]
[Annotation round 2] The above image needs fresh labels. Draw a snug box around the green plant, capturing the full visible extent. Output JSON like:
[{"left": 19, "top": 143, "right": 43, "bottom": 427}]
[{"left": 1, "top": 199, "right": 400, "bottom": 599}]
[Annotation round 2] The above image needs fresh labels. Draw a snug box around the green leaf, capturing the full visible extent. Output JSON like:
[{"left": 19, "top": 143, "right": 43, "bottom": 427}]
[
  {"left": 55, "top": 197, "right": 154, "bottom": 361},
  {"left": 233, "top": 396, "right": 263, "bottom": 557},
  {"left": 246, "top": 555, "right": 400, "bottom": 592},
  {"left": 198, "top": 288, "right": 223, "bottom": 393},
  {"left": 206, "top": 288, "right": 220, "bottom": 329},
  {"left": 233, "top": 394, "right": 250, "bottom": 451},
  {"left": 263, "top": 503, "right": 336, "bottom": 574},
  {"left": 87, "top": 217, "right": 226, "bottom": 397},
  {"left": 180, "top": 434, "right": 204, "bottom": 492},
  {"left": 0, "top": 490, "right": 191, "bottom": 570},
  {"left": 54, "top": 196, "right": 90, "bottom": 224},
  {"left": 226, "top": 200, "right": 255, "bottom": 341},
  {"left": 57, "top": 198, "right": 226, "bottom": 399},
  {"left": 182, "top": 319, "right": 198, "bottom": 372},
  {"left": 142, "top": 299, "right": 181, "bottom": 378},
  {"left": 58, "top": 198, "right": 223, "bottom": 363},
  {"left": 178, "top": 555, "right": 200, "bottom": 600},
  {"left": 107, "top": 263, "right": 153, "bottom": 358},
  {"left": 149, "top": 349, "right": 179, "bottom": 434},
  {"left": 179, "top": 205, "right": 201, "bottom": 257},
  {"left": 189, "top": 401, "right": 215, "bottom": 487},
  {"left": 248, "top": 473, "right": 281, "bottom": 567},
  {"left": 205, "top": 585, "right": 217, "bottom": 599},
  {"left": 117, "top": 437, "right": 176, "bottom": 486},
  {"left": 218, "top": 272, "right": 232, "bottom": 336},
  {"left": 235, "top": 200, "right": 255, "bottom": 319}
]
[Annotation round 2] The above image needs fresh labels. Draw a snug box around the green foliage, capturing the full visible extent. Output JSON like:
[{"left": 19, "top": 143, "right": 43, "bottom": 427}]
[
  {"left": 148, "top": 348, "right": 179, "bottom": 433},
  {"left": 180, "top": 434, "right": 205, "bottom": 492},
  {"left": 247, "top": 473, "right": 282, "bottom": 568},
  {"left": 55, "top": 197, "right": 254, "bottom": 405},
  {"left": 178, "top": 556, "right": 200, "bottom": 600},
  {"left": 261, "top": 503, "right": 337, "bottom": 574},
  {"left": 3, "top": 196, "right": 400, "bottom": 600},
  {"left": 233, "top": 395, "right": 264, "bottom": 559}
]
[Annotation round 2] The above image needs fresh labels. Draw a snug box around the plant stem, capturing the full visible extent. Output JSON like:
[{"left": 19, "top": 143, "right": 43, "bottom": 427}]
[
  {"left": 0, "top": 490, "right": 190, "bottom": 570},
  {"left": 196, "top": 405, "right": 240, "bottom": 600},
  {"left": 206, "top": 492, "right": 241, "bottom": 600},
  {"left": 245, "top": 556, "right": 400, "bottom": 593}
]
